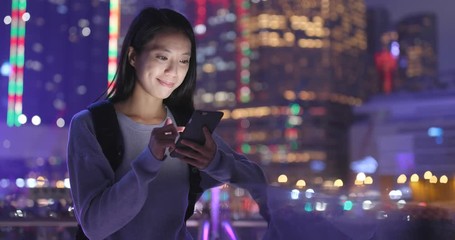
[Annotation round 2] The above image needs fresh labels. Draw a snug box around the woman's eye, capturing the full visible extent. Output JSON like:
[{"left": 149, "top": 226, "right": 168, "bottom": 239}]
[
  {"left": 180, "top": 59, "right": 190, "bottom": 64},
  {"left": 156, "top": 55, "right": 168, "bottom": 61}
]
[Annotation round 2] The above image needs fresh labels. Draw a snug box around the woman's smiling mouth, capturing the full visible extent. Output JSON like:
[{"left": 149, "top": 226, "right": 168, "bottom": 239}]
[{"left": 157, "top": 79, "right": 175, "bottom": 88}]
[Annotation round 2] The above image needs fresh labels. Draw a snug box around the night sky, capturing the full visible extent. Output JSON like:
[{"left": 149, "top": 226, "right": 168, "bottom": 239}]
[{"left": 365, "top": 0, "right": 455, "bottom": 73}]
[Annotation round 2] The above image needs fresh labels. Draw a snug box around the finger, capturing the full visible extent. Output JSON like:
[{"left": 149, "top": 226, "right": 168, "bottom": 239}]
[
  {"left": 153, "top": 124, "right": 176, "bottom": 134},
  {"left": 175, "top": 147, "right": 200, "bottom": 159},
  {"left": 162, "top": 129, "right": 177, "bottom": 137},
  {"left": 169, "top": 146, "right": 175, "bottom": 153},
  {"left": 180, "top": 139, "right": 203, "bottom": 152},
  {"left": 178, "top": 155, "right": 204, "bottom": 169},
  {"left": 174, "top": 147, "right": 212, "bottom": 169},
  {"left": 151, "top": 134, "right": 177, "bottom": 150},
  {"left": 162, "top": 138, "right": 178, "bottom": 146},
  {"left": 202, "top": 127, "right": 214, "bottom": 143},
  {"left": 202, "top": 127, "right": 216, "bottom": 149},
  {"left": 202, "top": 126, "right": 211, "bottom": 134},
  {"left": 152, "top": 129, "right": 175, "bottom": 140},
  {"left": 164, "top": 117, "right": 173, "bottom": 126},
  {"left": 157, "top": 123, "right": 179, "bottom": 137}
]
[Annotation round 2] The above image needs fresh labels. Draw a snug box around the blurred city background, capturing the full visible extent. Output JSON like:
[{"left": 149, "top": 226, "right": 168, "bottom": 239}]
[{"left": 1, "top": 0, "right": 455, "bottom": 239}]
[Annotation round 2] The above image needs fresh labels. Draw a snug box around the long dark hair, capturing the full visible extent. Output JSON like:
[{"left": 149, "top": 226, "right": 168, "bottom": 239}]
[{"left": 108, "top": 7, "right": 196, "bottom": 125}]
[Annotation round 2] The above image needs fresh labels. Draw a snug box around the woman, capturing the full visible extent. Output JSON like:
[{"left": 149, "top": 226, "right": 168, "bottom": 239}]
[{"left": 67, "top": 7, "right": 268, "bottom": 240}]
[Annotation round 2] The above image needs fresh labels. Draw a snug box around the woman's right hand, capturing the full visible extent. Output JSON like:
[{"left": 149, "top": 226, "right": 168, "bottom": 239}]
[{"left": 148, "top": 118, "right": 183, "bottom": 160}]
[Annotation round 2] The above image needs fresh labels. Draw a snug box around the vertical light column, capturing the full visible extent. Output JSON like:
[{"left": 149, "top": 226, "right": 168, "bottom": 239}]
[
  {"left": 210, "top": 187, "right": 220, "bottom": 239},
  {"left": 194, "top": 0, "right": 207, "bottom": 33},
  {"left": 107, "top": 0, "right": 120, "bottom": 93},
  {"left": 235, "top": 0, "right": 251, "bottom": 103},
  {"left": 234, "top": 0, "right": 251, "bottom": 153},
  {"left": 7, "top": 0, "right": 27, "bottom": 127}
]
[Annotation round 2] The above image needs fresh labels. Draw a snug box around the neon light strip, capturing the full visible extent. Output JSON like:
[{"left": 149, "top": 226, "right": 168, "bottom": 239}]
[
  {"left": 108, "top": 0, "right": 120, "bottom": 92},
  {"left": 195, "top": 0, "right": 207, "bottom": 26},
  {"left": 235, "top": 0, "right": 251, "bottom": 103},
  {"left": 222, "top": 221, "right": 238, "bottom": 240},
  {"left": 202, "top": 220, "right": 210, "bottom": 240},
  {"left": 210, "top": 187, "right": 220, "bottom": 238},
  {"left": 7, "top": 0, "right": 27, "bottom": 127},
  {"left": 234, "top": 0, "right": 251, "bottom": 150}
]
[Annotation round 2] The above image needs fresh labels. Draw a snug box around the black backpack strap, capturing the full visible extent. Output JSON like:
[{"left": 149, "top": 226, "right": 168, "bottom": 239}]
[
  {"left": 185, "top": 165, "right": 203, "bottom": 221},
  {"left": 75, "top": 226, "right": 89, "bottom": 240},
  {"left": 87, "top": 100, "right": 124, "bottom": 171}
]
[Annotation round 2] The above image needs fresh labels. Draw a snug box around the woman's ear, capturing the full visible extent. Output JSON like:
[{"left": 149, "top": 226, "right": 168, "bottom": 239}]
[{"left": 127, "top": 47, "right": 136, "bottom": 67}]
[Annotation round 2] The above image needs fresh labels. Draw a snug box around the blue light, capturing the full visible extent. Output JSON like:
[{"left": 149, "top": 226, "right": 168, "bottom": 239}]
[
  {"left": 427, "top": 127, "right": 443, "bottom": 137},
  {"left": 343, "top": 200, "right": 353, "bottom": 211},
  {"left": 290, "top": 189, "right": 300, "bottom": 200},
  {"left": 1, "top": 62, "right": 10, "bottom": 76},
  {"left": 310, "top": 160, "right": 326, "bottom": 172},
  {"left": 350, "top": 156, "right": 378, "bottom": 174},
  {"left": 390, "top": 41, "right": 400, "bottom": 57},
  {"left": 57, "top": 5, "right": 68, "bottom": 14},
  {"left": 304, "top": 202, "right": 313, "bottom": 212},
  {"left": 220, "top": 191, "right": 229, "bottom": 202},
  {"left": 201, "top": 191, "right": 211, "bottom": 201},
  {"left": 428, "top": 127, "right": 443, "bottom": 144}
]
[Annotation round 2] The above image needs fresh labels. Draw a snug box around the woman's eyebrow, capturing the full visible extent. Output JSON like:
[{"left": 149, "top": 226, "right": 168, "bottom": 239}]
[{"left": 148, "top": 45, "right": 191, "bottom": 56}]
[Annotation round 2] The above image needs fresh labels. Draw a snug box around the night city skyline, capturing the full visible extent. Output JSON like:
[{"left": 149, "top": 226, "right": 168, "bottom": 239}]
[
  {"left": 1, "top": 0, "right": 453, "bottom": 128},
  {"left": 0, "top": 0, "right": 455, "bottom": 239}
]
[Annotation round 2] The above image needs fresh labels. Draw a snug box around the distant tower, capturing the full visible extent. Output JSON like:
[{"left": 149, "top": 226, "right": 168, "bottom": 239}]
[
  {"left": 397, "top": 13, "right": 438, "bottom": 91},
  {"left": 236, "top": 0, "right": 367, "bottom": 182},
  {"left": 374, "top": 47, "right": 397, "bottom": 94},
  {"left": 366, "top": 7, "right": 399, "bottom": 95}
]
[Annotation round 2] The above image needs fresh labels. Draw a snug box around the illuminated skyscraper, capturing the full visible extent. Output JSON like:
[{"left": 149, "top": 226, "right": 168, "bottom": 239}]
[
  {"left": 248, "top": 0, "right": 367, "bottom": 101},
  {"left": 216, "top": 0, "right": 367, "bottom": 183},
  {"left": 397, "top": 13, "right": 438, "bottom": 91},
  {"left": 185, "top": 0, "right": 239, "bottom": 110},
  {"left": 183, "top": 1, "right": 250, "bottom": 157}
]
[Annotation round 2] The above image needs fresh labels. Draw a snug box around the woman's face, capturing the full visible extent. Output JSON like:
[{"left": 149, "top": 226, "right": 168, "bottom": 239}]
[{"left": 129, "top": 30, "right": 191, "bottom": 101}]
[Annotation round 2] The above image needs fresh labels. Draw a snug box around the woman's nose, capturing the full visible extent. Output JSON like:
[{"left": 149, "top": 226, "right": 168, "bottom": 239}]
[{"left": 165, "top": 62, "right": 178, "bottom": 77}]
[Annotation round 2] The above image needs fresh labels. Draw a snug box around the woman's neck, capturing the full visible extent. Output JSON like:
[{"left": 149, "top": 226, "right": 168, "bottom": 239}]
[{"left": 114, "top": 95, "right": 167, "bottom": 125}]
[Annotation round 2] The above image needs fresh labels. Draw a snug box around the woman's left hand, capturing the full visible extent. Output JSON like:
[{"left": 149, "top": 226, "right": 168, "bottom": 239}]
[{"left": 174, "top": 127, "right": 216, "bottom": 169}]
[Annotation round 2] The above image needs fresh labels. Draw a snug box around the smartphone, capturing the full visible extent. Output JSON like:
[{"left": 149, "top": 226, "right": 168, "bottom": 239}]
[{"left": 170, "top": 110, "right": 224, "bottom": 158}]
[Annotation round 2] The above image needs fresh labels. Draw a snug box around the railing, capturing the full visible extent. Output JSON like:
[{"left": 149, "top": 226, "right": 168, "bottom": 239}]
[{"left": 0, "top": 219, "right": 268, "bottom": 240}]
